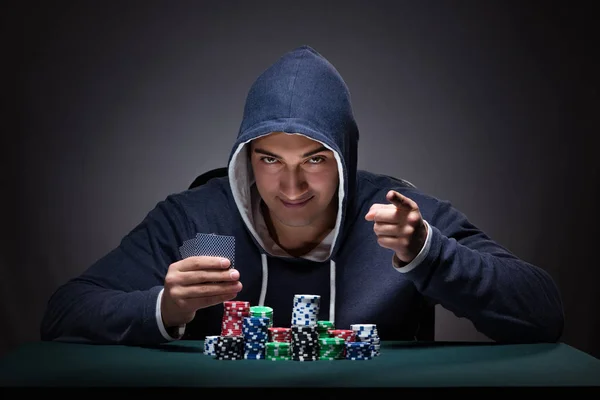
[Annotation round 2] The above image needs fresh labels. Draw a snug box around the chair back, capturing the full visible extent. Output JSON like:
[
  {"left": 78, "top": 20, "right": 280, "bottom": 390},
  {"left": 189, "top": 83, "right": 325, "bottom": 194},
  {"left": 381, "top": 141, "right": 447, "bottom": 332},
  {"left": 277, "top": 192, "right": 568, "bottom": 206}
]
[{"left": 189, "top": 167, "right": 228, "bottom": 189}]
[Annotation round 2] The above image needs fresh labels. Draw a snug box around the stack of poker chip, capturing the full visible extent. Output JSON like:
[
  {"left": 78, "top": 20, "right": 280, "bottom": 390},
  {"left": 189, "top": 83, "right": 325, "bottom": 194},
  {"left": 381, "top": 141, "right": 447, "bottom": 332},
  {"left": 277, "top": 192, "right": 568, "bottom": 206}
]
[
  {"left": 242, "top": 316, "right": 270, "bottom": 359},
  {"left": 318, "top": 337, "right": 346, "bottom": 360},
  {"left": 316, "top": 320, "right": 334, "bottom": 338},
  {"left": 327, "top": 329, "right": 356, "bottom": 342},
  {"left": 265, "top": 341, "right": 291, "bottom": 361},
  {"left": 344, "top": 341, "right": 373, "bottom": 360},
  {"left": 221, "top": 301, "right": 250, "bottom": 336},
  {"left": 327, "top": 329, "right": 356, "bottom": 358},
  {"left": 214, "top": 301, "right": 249, "bottom": 360},
  {"left": 250, "top": 306, "right": 273, "bottom": 327},
  {"left": 207, "top": 297, "right": 383, "bottom": 361},
  {"left": 290, "top": 294, "right": 321, "bottom": 361},
  {"left": 214, "top": 335, "right": 244, "bottom": 360},
  {"left": 291, "top": 325, "right": 320, "bottom": 361},
  {"left": 268, "top": 327, "right": 291, "bottom": 342},
  {"left": 204, "top": 335, "right": 219, "bottom": 356},
  {"left": 291, "top": 294, "right": 320, "bottom": 326},
  {"left": 351, "top": 323, "right": 381, "bottom": 357}
]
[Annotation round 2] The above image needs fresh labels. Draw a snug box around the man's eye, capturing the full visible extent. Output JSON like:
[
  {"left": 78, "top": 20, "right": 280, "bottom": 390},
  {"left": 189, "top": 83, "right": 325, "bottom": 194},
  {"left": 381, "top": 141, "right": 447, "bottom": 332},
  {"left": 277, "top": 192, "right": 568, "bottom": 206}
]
[
  {"left": 308, "top": 156, "right": 325, "bottom": 164},
  {"left": 261, "top": 157, "right": 277, "bottom": 164}
]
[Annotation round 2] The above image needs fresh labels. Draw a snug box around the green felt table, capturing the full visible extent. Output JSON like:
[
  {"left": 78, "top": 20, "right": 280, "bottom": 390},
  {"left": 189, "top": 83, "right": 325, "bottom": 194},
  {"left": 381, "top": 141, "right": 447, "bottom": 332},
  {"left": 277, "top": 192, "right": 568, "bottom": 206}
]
[{"left": 1, "top": 340, "right": 599, "bottom": 390}]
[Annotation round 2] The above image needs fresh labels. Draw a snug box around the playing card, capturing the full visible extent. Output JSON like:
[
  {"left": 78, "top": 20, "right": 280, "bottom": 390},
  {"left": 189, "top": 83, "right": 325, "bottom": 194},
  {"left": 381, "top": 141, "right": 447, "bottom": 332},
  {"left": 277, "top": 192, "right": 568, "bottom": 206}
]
[
  {"left": 178, "top": 238, "right": 197, "bottom": 259},
  {"left": 195, "top": 233, "right": 235, "bottom": 268},
  {"left": 178, "top": 233, "right": 235, "bottom": 268}
]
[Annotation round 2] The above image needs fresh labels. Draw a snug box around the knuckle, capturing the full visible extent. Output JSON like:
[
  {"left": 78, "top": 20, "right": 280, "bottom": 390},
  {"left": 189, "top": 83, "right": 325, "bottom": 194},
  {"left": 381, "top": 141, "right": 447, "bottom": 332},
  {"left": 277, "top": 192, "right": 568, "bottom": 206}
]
[
  {"left": 196, "top": 270, "right": 208, "bottom": 282},
  {"left": 164, "top": 274, "right": 177, "bottom": 287},
  {"left": 407, "top": 213, "right": 420, "bottom": 224},
  {"left": 169, "top": 286, "right": 181, "bottom": 299}
]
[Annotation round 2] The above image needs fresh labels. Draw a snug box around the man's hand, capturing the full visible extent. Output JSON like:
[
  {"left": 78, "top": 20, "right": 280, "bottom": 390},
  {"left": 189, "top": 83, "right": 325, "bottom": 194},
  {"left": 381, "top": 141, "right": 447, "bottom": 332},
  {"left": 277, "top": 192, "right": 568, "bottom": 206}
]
[
  {"left": 365, "top": 190, "right": 428, "bottom": 265},
  {"left": 161, "top": 256, "right": 243, "bottom": 328}
]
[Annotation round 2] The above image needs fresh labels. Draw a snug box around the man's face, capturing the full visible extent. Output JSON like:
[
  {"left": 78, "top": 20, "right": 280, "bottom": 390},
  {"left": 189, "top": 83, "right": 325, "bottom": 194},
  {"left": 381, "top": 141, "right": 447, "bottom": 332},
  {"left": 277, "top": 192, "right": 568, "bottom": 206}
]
[{"left": 250, "top": 132, "right": 339, "bottom": 229}]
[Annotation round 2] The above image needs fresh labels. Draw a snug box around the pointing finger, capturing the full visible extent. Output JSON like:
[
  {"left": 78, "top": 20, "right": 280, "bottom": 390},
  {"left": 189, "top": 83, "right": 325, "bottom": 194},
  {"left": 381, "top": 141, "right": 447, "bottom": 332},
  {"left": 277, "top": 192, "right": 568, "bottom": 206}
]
[{"left": 386, "top": 190, "right": 417, "bottom": 210}]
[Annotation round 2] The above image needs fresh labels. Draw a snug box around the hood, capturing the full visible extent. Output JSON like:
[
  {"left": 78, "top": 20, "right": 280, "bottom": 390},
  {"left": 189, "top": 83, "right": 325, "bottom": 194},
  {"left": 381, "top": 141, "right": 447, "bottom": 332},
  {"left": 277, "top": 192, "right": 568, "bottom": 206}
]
[{"left": 227, "top": 45, "right": 360, "bottom": 262}]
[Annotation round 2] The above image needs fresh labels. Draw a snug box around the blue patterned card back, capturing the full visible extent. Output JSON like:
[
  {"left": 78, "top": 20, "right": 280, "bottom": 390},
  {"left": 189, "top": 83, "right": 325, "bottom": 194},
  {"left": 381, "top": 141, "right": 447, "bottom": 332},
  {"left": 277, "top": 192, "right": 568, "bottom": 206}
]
[{"left": 178, "top": 233, "right": 235, "bottom": 268}]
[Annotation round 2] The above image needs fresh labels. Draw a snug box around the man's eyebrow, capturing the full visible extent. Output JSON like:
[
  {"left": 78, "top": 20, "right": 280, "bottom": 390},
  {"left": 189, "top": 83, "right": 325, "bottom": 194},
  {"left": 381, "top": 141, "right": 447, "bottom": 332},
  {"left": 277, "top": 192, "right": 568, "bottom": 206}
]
[
  {"left": 302, "top": 146, "right": 328, "bottom": 157},
  {"left": 253, "top": 148, "right": 280, "bottom": 158},
  {"left": 253, "top": 146, "right": 329, "bottom": 158}
]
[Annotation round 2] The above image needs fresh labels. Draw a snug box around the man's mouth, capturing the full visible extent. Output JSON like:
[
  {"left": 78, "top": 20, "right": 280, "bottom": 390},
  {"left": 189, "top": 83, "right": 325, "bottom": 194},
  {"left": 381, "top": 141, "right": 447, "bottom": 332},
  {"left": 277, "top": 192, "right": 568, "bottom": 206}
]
[{"left": 280, "top": 197, "right": 312, "bottom": 208}]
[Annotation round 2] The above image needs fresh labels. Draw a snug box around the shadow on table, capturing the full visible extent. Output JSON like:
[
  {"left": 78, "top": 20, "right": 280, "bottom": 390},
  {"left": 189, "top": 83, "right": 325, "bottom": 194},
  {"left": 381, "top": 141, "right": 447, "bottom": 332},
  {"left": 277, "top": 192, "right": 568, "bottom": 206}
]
[
  {"left": 49, "top": 337, "right": 206, "bottom": 354},
  {"left": 388, "top": 340, "right": 561, "bottom": 348},
  {"left": 133, "top": 343, "right": 204, "bottom": 353},
  {"left": 383, "top": 340, "right": 565, "bottom": 367},
  {"left": 388, "top": 340, "right": 503, "bottom": 349}
]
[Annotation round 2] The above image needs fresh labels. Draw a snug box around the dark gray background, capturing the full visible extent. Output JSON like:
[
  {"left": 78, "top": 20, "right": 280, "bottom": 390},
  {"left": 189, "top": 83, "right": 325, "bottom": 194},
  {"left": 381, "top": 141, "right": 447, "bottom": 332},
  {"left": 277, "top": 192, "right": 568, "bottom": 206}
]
[{"left": 2, "top": 1, "right": 597, "bottom": 359}]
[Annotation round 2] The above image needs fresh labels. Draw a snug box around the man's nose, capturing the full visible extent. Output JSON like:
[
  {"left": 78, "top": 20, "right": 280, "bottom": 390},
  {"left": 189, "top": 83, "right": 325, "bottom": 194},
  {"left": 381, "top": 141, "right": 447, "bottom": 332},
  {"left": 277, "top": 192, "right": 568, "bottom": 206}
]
[{"left": 280, "top": 167, "right": 308, "bottom": 199}]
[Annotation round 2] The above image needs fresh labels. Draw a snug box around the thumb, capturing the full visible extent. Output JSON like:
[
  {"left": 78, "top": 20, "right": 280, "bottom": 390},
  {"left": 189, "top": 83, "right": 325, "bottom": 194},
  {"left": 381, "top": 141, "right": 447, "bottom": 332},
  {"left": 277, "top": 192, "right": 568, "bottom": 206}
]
[
  {"left": 365, "top": 208, "right": 375, "bottom": 221},
  {"left": 364, "top": 204, "right": 381, "bottom": 221}
]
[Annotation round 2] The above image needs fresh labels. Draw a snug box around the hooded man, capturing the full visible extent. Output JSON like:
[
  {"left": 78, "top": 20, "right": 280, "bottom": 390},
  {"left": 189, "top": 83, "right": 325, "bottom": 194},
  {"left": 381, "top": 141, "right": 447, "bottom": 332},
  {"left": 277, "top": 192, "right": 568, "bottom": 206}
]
[{"left": 41, "top": 45, "right": 564, "bottom": 345}]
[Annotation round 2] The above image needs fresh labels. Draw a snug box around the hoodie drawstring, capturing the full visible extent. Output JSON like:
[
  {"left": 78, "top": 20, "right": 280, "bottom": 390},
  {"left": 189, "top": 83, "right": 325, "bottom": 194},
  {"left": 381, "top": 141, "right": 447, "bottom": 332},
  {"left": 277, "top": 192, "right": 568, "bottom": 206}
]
[
  {"left": 329, "top": 259, "right": 336, "bottom": 323},
  {"left": 258, "top": 253, "right": 268, "bottom": 307},
  {"left": 258, "top": 254, "right": 337, "bottom": 323}
]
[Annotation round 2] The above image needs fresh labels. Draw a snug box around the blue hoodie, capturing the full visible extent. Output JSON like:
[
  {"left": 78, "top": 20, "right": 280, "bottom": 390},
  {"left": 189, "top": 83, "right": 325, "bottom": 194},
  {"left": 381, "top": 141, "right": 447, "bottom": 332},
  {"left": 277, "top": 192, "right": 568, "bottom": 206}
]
[{"left": 41, "top": 45, "right": 564, "bottom": 345}]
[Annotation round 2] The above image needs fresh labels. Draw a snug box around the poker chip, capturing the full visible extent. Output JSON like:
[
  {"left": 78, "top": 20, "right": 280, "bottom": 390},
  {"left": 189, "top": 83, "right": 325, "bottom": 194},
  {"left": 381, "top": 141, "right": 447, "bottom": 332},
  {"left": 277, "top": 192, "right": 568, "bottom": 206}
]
[
  {"left": 250, "top": 306, "right": 273, "bottom": 327},
  {"left": 316, "top": 320, "right": 334, "bottom": 338},
  {"left": 265, "top": 341, "right": 291, "bottom": 360},
  {"left": 242, "top": 316, "right": 270, "bottom": 359},
  {"left": 350, "top": 324, "right": 381, "bottom": 357},
  {"left": 203, "top": 335, "right": 219, "bottom": 356},
  {"left": 221, "top": 301, "right": 250, "bottom": 336},
  {"left": 345, "top": 341, "right": 373, "bottom": 360},
  {"left": 327, "top": 329, "right": 356, "bottom": 342},
  {"left": 290, "top": 325, "right": 320, "bottom": 361},
  {"left": 214, "top": 335, "right": 244, "bottom": 360},
  {"left": 291, "top": 294, "right": 320, "bottom": 327},
  {"left": 207, "top": 294, "right": 383, "bottom": 361},
  {"left": 318, "top": 337, "right": 345, "bottom": 360},
  {"left": 268, "top": 327, "right": 291, "bottom": 342},
  {"left": 327, "top": 329, "right": 356, "bottom": 358}
]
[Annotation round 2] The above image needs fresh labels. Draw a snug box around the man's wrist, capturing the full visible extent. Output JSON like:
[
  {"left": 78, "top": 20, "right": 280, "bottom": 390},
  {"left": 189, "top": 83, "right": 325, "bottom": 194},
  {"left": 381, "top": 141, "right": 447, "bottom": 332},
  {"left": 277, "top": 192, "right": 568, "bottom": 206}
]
[
  {"left": 165, "top": 324, "right": 186, "bottom": 339},
  {"left": 156, "top": 288, "right": 186, "bottom": 340},
  {"left": 393, "top": 220, "right": 432, "bottom": 273}
]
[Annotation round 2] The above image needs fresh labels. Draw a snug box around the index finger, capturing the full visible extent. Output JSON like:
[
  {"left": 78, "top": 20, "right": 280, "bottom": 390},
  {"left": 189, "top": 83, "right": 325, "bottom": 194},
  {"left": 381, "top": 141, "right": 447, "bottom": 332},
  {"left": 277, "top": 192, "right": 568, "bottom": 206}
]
[
  {"left": 178, "top": 256, "right": 231, "bottom": 272},
  {"left": 386, "top": 190, "right": 418, "bottom": 210}
]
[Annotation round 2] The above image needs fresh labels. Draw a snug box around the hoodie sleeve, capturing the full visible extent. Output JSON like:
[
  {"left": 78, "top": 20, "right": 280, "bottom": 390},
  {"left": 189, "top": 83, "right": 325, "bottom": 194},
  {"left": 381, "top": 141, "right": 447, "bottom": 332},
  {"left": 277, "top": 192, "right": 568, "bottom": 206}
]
[
  {"left": 396, "top": 198, "right": 565, "bottom": 344},
  {"left": 40, "top": 194, "right": 191, "bottom": 345}
]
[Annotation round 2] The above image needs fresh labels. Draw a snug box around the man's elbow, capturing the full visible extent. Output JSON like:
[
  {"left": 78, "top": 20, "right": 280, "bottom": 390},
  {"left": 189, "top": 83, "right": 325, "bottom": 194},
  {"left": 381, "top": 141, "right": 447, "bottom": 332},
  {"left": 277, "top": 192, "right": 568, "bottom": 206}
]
[
  {"left": 541, "top": 307, "right": 565, "bottom": 343},
  {"left": 39, "top": 312, "right": 60, "bottom": 342},
  {"left": 527, "top": 308, "right": 565, "bottom": 343}
]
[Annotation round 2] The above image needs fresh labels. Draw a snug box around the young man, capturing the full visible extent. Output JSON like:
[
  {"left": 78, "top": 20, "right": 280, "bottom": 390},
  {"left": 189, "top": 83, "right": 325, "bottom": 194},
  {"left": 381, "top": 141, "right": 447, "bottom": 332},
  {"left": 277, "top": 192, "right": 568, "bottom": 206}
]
[{"left": 40, "top": 45, "right": 564, "bottom": 345}]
